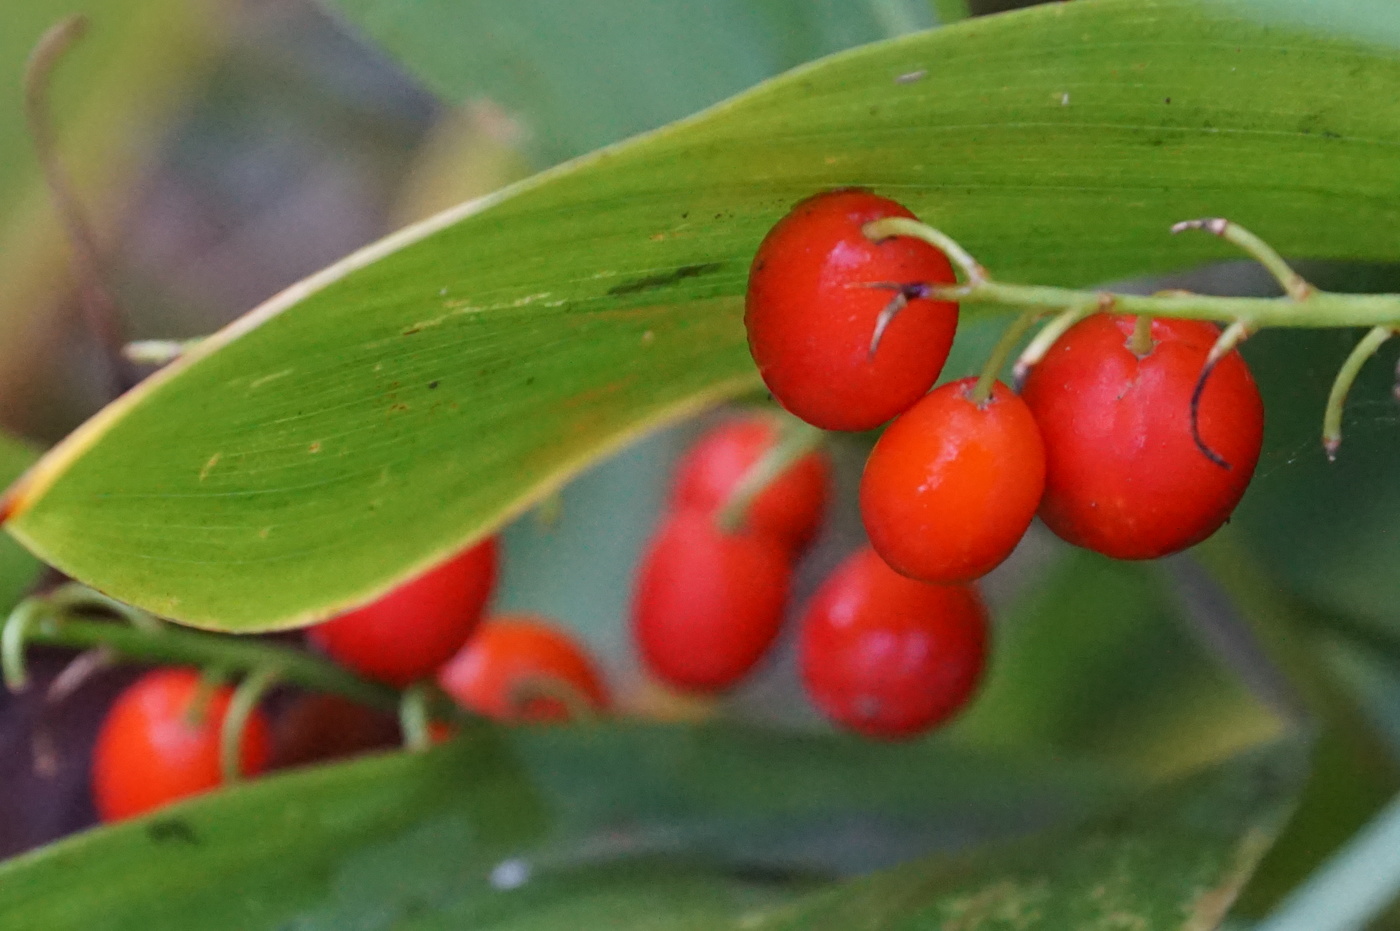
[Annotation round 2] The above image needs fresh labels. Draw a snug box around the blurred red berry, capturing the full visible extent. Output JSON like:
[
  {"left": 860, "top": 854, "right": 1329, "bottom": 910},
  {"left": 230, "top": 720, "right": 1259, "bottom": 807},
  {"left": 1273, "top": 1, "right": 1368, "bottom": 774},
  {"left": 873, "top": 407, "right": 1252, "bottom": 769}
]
[
  {"left": 308, "top": 537, "right": 498, "bottom": 686},
  {"left": 438, "top": 614, "right": 610, "bottom": 722},
  {"left": 799, "top": 548, "right": 987, "bottom": 740},
  {"left": 92, "top": 668, "right": 272, "bottom": 822}
]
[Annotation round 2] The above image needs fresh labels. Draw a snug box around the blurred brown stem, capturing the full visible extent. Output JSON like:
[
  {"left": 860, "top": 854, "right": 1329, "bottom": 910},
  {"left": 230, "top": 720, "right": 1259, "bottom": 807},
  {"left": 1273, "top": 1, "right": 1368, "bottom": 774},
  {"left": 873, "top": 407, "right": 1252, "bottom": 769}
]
[{"left": 24, "top": 15, "right": 135, "bottom": 397}]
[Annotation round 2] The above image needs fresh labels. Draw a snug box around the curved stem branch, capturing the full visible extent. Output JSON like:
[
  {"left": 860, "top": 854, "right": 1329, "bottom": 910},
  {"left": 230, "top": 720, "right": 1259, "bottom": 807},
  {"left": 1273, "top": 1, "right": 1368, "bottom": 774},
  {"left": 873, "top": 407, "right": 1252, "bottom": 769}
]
[
  {"left": 508, "top": 673, "right": 601, "bottom": 723},
  {"left": 1324, "top": 326, "right": 1394, "bottom": 460},
  {"left": 18, "top": 600, "right": 399, "bottom": 712},
  {"left": 1172, "top": 217, "right": 1314, "bottom": 301},
  {"left": 220, "top": 665, "right": 279, "bottom": 783},
  {"left": 716, "top": 418, "right": 826, "bottom": 534},
  {"left": 399, "top": 682, "right": 434, "bottom": 751},
  {"left": 970, "top": 310, "right": 1040, "bottom": 404},
  {"left": 863, "top": 216, "right": 988, "bottom": 283},
  {"left": 1012, "top": 300, "right": 1098, "bottom": 388},
  {"left": 24, "top": 16, "right": 134, "bottom": 395}
]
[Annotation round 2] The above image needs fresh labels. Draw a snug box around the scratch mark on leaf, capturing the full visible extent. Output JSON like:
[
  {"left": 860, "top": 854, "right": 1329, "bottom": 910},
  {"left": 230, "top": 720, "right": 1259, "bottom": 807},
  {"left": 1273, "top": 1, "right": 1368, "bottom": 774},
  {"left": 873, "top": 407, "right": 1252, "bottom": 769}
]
[{"left": 249, "top": 369, "right": 293, "bottom": 389}]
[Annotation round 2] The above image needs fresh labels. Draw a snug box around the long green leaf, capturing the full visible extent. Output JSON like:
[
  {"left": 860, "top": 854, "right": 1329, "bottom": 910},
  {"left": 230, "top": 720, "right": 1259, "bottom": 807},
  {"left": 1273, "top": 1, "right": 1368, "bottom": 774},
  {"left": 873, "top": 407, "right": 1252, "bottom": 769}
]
[
  {"left": 10, "top": 0, "right": 1400, "bottom": 630},
  {"left": 0, "top": 723, "right": 1116, "bottom": 930},
  {"left": 755, "top": 740, "right": 1303, "bottom": 931}
]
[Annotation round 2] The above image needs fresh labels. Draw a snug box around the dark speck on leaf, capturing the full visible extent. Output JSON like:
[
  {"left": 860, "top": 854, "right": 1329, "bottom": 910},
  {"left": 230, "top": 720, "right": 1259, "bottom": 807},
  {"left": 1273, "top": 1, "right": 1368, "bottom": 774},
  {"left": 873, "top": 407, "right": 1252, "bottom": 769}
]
[
  {"left": 147, "top": 818, "right": 200, "bottom": 846},
  {"left": 428, "top": 381, "right": 439, "bottom": 389},
  {"left": 607, "top": 262, "right": 723, "bottom": 297},
  {"left": 1165, "top": 97, "right": 1172, "bottom": 104}
]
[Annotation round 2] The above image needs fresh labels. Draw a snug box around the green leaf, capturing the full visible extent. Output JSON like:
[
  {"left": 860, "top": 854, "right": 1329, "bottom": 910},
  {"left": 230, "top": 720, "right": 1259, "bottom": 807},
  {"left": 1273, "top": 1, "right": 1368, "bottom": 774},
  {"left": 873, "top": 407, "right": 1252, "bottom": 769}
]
[
  {"left": 757, "top": 739, "right": 1303, "bottom": 931},
  {"left": 327, "top": 0, "right": 927, "bottom": 166},
  {"left": 0, "top": 723, "right": 1116, "bottom": 930},
  {"left": 0, "top": 434, "right": 41, "bottom": 612},
  {"left": 13, "top": 0, "right": 1400, "bottom": 630},
  {"left": 953, "top": 547, "right": 1280, "bottom": 773}
]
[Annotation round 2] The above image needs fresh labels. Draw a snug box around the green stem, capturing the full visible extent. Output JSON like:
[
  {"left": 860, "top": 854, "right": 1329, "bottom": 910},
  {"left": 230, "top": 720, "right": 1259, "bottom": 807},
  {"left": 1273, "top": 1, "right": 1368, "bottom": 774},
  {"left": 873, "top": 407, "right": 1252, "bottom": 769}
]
[
  {"left": 1323, "top": 325, "right": 1394, "bottom": 460},
  {"left": 864, "top": 217, "right": 986, "bottom": 283},
  {"left": 875, "top": 218, "right": 1400, "bottom": 328},
  {"left": 14, "top": 607, "right": 399, "bottom": 712},
  {"left": 926, "top": 278, "right": 1400, "bottom": 327},
  {"left": 970, "top": 310, "right": 1040, "bottom": 404},
  {"left": 1172, "top": 217, "right": 1314, "bottom": 301},
  {"left": 716, "top": 419, "right": 827, "bottom": 534},
  {"left": 1012, "top": 300, "right": 1098, "bottom": 388},
  {"left": 399, "top": 682, "right": 433, "bottom": 751},
  {"left": 220, "top": 665, "right": 279, "bottom": 783}
]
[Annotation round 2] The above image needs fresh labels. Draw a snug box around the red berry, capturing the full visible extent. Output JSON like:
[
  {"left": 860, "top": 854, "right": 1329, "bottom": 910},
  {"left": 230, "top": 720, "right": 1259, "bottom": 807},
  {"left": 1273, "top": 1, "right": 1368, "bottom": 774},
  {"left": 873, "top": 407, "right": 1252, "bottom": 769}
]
[
  {"left": 745, "top": 189, "right": 959, "bottom": 431},
  {"left": 308, "top": 538, "right": 498, "bottom": 686},
  {"left": 270, "top": 694, "right": 398, "bottom": 770},
  {"left": 438, "top": 614, "right": 610, "bottom": 722},
  {"left": 632, "top": 510, "right": 790, "bottom": 693},
  {"left": 671, "top": 415, "right": 831, "bottom": 552},
  {"left": 861, "top": 377, "right": 1044, "bottom": 582},
  {"left": 92, "top": 668, "right": 272, "bottom": 822},
  {"left": 1021, "top": 314, "right": 1264, "bottom": 559},
  {"left": 799, "top": 548, "right": 987, "bottom": 740}
]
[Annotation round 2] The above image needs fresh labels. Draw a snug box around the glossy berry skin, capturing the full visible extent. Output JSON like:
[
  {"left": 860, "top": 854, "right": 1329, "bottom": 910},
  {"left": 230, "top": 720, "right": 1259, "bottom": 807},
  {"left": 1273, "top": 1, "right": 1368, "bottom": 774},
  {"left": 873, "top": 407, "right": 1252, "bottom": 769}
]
[
  {"left": 745, "top": 189, "right": 959, "bottom": 431},
  {"left": 1022, "top": 314, "right": 1264, "bottom": 560},
  {"left": 438, "top": 614, "right": 610, "bottom": 722},
  {"left": 671, "top": 415, "right": 832, "bottom": 552},
  {"left": 633, "top": 510, "right": 791, "bottom": 693},
  {"left": 861, "top": 377, "right": 1044, "bottom": 582},
  {"left": 92, "top": 668, "right": 272, "bottom": 822},
  {"left": 308, "top": 538, "right": 498, "bottom": 686},
  {"left": 799, "top": 548, "right": 987, "bottom": 740}
]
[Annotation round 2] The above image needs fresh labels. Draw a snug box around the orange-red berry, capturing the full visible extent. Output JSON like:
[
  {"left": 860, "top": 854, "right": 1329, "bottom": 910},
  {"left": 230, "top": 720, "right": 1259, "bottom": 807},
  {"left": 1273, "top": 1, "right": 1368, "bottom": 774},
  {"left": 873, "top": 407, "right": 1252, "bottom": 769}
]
[
  {"left": 438, "top": 614, "right": 610, "bottom": 722},
  {"left": 799, "top": 548, "right": 987, "bottom": 740},
  {"left": 632, "top": 510, "right": 790, "bottom": 693},
  {"left": 92, "top": 668, "right": 272, "bottom": 822},
  {"left": 861, "top": 377, "right": 1044, "bottom": 582},
  {"left": 671, "top": 415, "right": 831, "bottom": 552},
  {"left": 1022, "top": 314, "right": 1264, "bottom": 559},
  {"left": 745, "top": 189, "right": 959, "bottom": 431},
  {"left": 308, "top": 538, "right": 498, "bottom": 686}
]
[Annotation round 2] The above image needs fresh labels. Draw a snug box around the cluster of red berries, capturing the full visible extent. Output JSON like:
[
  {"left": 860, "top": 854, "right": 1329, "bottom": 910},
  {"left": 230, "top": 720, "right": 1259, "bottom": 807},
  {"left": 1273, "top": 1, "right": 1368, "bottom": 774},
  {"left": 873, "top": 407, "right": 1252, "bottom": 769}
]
[
  {"left": 92, "top": 539, "right": 609, "bottom": 821},
  {"left": 86, "top": 187, "right": 1268, "bottom": 825},
  {"left": 746, "top": 189, "right": 1265, "bottom": 578},
  {"left": 632, "top": 413, "right": 989, "bottom": 740}
]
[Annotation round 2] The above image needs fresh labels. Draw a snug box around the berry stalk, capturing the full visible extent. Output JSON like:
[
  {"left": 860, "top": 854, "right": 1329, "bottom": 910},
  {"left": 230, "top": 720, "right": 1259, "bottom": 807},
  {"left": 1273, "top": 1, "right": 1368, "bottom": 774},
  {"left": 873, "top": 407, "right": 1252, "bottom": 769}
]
[{"left": 4, "top": 584, "right": 402, "bottom": 713}]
